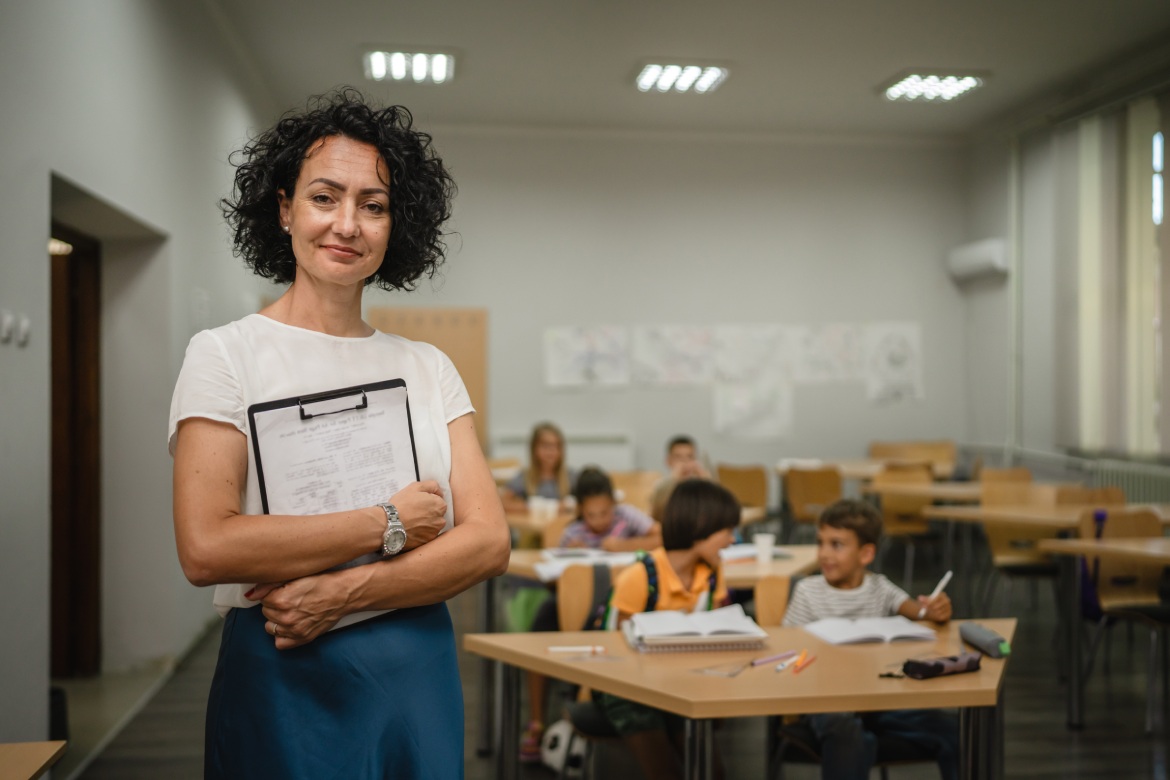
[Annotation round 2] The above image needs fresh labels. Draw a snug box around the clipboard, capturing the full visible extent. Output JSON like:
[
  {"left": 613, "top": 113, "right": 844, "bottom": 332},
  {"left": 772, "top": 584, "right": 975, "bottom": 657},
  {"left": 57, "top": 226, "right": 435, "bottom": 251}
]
[{"left": 247, "top": 378, "right": 420, "bottom": 526}]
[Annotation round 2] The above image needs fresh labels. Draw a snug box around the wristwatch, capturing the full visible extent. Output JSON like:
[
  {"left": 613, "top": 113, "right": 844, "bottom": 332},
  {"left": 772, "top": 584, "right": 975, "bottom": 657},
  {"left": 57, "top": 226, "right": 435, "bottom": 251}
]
[{"left": 377, "top": 502, "right": 407, "bottom": 556}]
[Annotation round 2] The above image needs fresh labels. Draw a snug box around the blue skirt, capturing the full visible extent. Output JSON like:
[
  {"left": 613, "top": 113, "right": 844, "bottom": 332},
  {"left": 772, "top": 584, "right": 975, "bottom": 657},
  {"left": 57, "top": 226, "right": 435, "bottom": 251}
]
[{"left": 205, "top": 603, "right": 463, "bottom": 779}]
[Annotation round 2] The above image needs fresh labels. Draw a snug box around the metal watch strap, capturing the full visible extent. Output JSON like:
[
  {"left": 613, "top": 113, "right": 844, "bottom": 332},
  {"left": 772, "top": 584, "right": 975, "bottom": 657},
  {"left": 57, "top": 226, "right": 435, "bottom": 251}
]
[{"left": 378, "top": 502, "right": 405, "bottom": 556}]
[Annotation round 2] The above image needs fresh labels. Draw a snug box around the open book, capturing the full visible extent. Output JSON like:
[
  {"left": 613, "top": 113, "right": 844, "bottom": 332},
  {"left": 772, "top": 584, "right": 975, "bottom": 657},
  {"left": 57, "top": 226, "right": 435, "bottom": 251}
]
[
  {"left": 623, "top": 604, "right": 767, "bottom": 652},
  {"left": 802, "top": 616, "right": 936, "bottom": 645}
]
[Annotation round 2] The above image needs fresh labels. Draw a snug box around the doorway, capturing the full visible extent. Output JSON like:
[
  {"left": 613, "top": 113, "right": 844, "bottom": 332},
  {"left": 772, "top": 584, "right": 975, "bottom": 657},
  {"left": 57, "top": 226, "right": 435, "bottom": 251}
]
[{"left": 50, "top": 223, "right": 102, "bottom": 678}]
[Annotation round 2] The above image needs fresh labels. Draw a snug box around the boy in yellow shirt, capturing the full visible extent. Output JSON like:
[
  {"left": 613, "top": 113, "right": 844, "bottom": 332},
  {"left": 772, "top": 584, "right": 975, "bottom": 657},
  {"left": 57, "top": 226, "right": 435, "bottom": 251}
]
[{"left": 601, "top": 478, "right": 740, "bottom": 780}]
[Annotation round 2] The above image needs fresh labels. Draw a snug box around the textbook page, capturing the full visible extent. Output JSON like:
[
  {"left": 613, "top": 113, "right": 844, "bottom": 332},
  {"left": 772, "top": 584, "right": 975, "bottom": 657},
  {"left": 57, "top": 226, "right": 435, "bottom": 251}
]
[{"left": 803, "top": 616, "right": 935, "bottom": 645}]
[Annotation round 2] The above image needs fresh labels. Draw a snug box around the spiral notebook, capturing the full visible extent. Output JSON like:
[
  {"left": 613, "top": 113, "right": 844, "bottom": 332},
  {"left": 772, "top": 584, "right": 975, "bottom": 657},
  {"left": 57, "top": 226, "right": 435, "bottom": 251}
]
[{"left": 622, "top": 604, "right": 768, "bottom": 653}]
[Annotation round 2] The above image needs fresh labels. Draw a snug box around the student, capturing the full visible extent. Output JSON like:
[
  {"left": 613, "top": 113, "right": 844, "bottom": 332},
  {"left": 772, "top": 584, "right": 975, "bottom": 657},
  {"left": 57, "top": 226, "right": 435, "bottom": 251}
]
[
  {"left": 782, "top": 499, "right": 957, "bottom": 780},
  {"left": 502, "top": 422, "right": 575, "bottom": 513},
  {"left": 520, "top": 466, "right": 662, "bottom": 761},
  {"left": 600, "top": 479, "right": 740, "bottom": 780},
  {"left": 650, "top": 435, "right": 711, "bottom": 521},
  {"left": 562, "top": 466, "right": 662, "bottom": 550}
]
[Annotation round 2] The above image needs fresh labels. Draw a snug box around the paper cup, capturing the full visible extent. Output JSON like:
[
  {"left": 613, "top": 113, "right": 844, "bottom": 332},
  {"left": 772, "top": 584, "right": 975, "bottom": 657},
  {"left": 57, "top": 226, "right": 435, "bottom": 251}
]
[{"left": 754, "top": 532, "right": 776, "bottom": 564}]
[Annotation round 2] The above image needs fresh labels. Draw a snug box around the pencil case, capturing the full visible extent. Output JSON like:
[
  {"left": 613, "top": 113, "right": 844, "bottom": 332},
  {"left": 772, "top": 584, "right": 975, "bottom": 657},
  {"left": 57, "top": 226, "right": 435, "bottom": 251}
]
[{"left": 902, "top": 651, "right": 981, "bottom": 680}]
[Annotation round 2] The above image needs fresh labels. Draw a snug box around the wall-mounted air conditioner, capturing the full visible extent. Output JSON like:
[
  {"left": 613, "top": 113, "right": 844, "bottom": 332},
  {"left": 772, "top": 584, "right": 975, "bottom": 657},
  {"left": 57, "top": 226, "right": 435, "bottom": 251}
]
[{"left": 946, "top": 238, "right": 1008, "bottom": 282}]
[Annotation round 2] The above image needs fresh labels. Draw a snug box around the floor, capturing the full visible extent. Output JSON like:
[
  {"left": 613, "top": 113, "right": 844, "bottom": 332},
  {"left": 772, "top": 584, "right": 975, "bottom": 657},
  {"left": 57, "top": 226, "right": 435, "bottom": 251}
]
[{"left": 71, "top": 551, "right": 1170, "bottom": 779}]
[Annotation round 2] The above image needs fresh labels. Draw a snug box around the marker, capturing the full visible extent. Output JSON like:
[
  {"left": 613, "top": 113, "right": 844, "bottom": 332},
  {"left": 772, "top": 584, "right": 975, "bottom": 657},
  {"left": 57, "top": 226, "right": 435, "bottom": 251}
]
[
  {"left": 917, "top": 570, "right": 953, "bottom": 619},
  {"left": 548, "top": 645, "right": 606, "bottom": 655},
  {"left": 752, "top": 649, "right": 797, "bottom": 667},
  {"left": 793, "top": 655, "right": 817, "bottom": 674}
]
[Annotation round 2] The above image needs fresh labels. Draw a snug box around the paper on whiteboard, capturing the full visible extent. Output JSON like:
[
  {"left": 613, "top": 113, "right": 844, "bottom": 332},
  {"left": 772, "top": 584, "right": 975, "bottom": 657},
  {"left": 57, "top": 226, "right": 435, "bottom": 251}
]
[
  {"left": 714, "top": 324, "right": 794, "bottom": 382},
  {"left": 862, "top": 322, "right": 924, "bottom": 402},
  {"left": 791, "top": 324, "right": 864, "bottom": 383},
  {"left": 713, "top": 374, "right": 793, "bottom": 439},
  {"left": 544, "top": 326, "right": 630, "bottom": 387},
  {"left": 631, "top": 325, "right": 715, "bottom": 385}
]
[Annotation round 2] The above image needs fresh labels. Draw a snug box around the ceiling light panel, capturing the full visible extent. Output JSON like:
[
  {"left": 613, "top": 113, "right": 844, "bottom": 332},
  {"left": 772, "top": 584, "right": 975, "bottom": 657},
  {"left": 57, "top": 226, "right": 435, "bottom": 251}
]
[
  {"left": 363, "top": 50, "right": 455, "bottom": 84},
  {"left": 635, "top": 62, "right": 728, "bottom": 94},
  {"left": 880, "top": 71, "right": 986, "bottom": 102}
]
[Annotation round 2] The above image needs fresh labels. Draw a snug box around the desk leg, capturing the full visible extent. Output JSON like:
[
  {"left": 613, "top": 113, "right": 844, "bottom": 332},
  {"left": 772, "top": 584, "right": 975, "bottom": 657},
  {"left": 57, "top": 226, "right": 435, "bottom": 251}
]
[
  {"left": 477, "top": 576, "right": 496, "bottom": 757},
  {"left": 1067, "top": 553, "right": 1084, "bottom": 729},
  {"left": 958, "top": 691, "right": 1003, "bottom": 780},
  {"left": 495, "top": 663, "right": 520, "bottom": 780},
  {"left": 683, "top": 719, "right": 714, "bottom": 780}
]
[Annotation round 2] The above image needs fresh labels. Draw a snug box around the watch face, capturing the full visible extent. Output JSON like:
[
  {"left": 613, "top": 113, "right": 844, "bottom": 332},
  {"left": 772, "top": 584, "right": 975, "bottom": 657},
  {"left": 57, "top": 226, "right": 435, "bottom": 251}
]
[{"left": 385, "top": 528, "right": 407, "bottom": 554}]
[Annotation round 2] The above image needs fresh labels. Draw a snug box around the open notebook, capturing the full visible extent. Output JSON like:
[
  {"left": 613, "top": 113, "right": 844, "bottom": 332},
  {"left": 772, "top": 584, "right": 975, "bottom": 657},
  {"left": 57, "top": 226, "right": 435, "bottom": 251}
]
[
  {"left": 802, "top": 616, "right": 936, "bottom": 645},
  {"left": 623, "top": 604, "right": 767, "bottom": 652}
]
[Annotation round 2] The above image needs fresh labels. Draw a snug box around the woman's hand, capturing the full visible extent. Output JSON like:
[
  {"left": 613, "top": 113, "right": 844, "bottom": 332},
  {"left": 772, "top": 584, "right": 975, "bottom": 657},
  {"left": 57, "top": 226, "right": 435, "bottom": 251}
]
[
  {"left": 388, "top": 480, "right": 447, "bottom": 551},
  {"left": 254, "top": 573, "right": 351, "bottom": 650}
]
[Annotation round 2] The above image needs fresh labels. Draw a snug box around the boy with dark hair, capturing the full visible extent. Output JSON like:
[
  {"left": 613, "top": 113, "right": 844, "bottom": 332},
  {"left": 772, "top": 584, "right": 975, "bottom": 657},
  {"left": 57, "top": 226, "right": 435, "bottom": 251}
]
[
  {"left": 783, "top": 498, "right": 957, "bottom": 780},
  {"left": 600, "top": 479, "right": 740, "bottom": 780},
  {"left": 650, "top": 435, "right": 711, "bottom": 521}
]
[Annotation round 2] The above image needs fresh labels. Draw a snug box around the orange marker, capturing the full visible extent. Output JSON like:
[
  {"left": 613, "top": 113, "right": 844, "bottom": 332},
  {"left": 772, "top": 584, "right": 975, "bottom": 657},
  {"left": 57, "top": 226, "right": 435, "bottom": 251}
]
[{"left": 793, "top": 654, "right": 817, "bottom": 674}]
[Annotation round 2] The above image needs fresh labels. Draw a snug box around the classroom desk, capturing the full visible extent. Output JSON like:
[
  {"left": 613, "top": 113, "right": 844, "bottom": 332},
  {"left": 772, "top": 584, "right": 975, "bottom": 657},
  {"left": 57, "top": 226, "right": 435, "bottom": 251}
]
[
  {"left": 0, "top": 742, "right": 66, "bottom": 780},
  {"left": 506, "top": 507, "right": 766, "bottom": 537},
  {"left": 507, "top": 545, "right": 819, "bottom": 589},
  {"left": 466, "top": 619, "right": 1015, "bottom": 780},
  {"left": 861, "top": 482, "right": 982, "bottom": 504},
  {"left": 922, "top": 503, "right": 1170, "bottom": 531},
  {"left": 1038, "top": 537, "right": 1170, "bottom": 730},
  {"left": 492, "top": 465, "right": 521, "bottom": 486},
  {"left": 777, "top": 458, "right": 955, "bottom": 481}
]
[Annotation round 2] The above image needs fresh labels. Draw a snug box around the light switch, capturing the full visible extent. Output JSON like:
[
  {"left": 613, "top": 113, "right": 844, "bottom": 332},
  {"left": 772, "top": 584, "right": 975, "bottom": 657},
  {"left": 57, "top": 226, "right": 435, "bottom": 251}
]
[{"left": 0, "top": 309, "right": 13, "bottom": 344}]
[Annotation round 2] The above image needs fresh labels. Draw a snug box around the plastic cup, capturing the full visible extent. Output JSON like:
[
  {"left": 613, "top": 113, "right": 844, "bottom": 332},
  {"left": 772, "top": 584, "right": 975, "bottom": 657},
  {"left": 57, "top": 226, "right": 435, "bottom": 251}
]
[{"left": 754, "top": 532, "right": 776, "bottom": 564}]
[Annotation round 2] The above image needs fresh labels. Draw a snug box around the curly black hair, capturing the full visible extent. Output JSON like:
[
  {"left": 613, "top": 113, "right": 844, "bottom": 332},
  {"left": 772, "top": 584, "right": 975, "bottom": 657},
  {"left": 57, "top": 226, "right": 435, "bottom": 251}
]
[{"left": 220, "top": 87, "right": 456, "bottom": 290}]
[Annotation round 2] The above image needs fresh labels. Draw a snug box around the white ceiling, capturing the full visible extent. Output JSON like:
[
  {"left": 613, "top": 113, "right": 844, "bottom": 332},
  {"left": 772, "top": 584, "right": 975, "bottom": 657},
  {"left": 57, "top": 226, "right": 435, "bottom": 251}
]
[{"left": 215, "top": 0, "right": 1170, "bottom": 139}]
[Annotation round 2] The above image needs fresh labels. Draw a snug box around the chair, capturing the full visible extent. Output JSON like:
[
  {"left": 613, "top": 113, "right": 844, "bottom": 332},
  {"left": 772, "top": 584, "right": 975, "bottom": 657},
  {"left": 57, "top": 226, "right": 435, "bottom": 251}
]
[
  {"left": 716, "top": 463, "right": 770, "bottom": 515},
  {"left": 753, "top": 575, "right": 791, "bottom": 627},
  {"left": 555, "top": 565, "right": 620, "bottom": 778},
  {"left": 542, "top": 513, "right": 575, "bottom": 549},
  {"left": 869, "top": 464, "right": 935, "bottom": 590},
  {"left": 1078, "top": 507, "right": 1169, "bottom": 732},
  {"left": 609, "top": 469, "right": 662, "bottom": 515},
  {"left": 979, "top": 466, "right": 1032, "bottom": 484},
  {"left": 781, "top": 467, "right": 842, "bottom": 543},
  {"left": 978, "top": 481, "right": 1062, "bottom": 614},
  {"left": 868, "top": 440, "right": 957, "bottom": 478}
]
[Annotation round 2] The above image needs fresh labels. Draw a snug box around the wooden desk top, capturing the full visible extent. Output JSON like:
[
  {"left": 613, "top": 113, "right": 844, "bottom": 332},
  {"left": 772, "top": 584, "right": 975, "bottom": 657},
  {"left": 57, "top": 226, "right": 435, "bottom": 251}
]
[
  {"left": 0, "top": 742, "right": 67, "bottom": 780},
  {"left": 776, "top": 459, "right": 955, "bottom": 481},
  {"left": 507, "top": 546, "right": 819, "bottom": 589},
  {"left": 922, "top": 503, "right": 1170, "bottom": 531},
  {"left": 861, "top": 482, "right": 981, "bottom": 503},
  {"left": 507, "top": 507, "right": 766, "bottom": 538},
  {"left": 465, "top": 619, "right": 1015, "bottom": 720},
  {"left": 1039, "top": 537, "right": 1170, "bottom": 565}
]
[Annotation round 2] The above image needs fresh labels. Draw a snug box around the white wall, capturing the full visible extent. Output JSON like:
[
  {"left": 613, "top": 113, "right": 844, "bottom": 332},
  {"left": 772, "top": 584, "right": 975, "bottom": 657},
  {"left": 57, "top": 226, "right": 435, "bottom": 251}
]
[
  {"left": 367, "top": 128, "right": 971, "bottom": 469},
  {"left": 0, "top": 0, "right": 269, "bottom": 741}
]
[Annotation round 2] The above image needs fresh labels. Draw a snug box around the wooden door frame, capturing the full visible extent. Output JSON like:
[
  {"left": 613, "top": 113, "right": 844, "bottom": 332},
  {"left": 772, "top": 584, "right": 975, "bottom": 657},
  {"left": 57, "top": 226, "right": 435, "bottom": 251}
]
[{"left": 50, "top": 222, "right": 102, "bottom": 678}]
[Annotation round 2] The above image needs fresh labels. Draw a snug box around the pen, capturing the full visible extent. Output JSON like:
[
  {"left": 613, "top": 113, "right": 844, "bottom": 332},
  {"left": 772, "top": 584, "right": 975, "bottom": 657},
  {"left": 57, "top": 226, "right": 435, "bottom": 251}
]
[
  {"left": 793, "top": 654, "right": 817, "bottom": 674},
  {"left": 752, "top": 649, "right": 797, "bottom": 667},
  {"left": 778, "top": 649, "right": 807, "bottom": 672},
  {"left": 917, "top": 570, "right": 953, "bottom": 619},
  {"left": 548, "top": 645, "right": 606, "bottom": 655}
]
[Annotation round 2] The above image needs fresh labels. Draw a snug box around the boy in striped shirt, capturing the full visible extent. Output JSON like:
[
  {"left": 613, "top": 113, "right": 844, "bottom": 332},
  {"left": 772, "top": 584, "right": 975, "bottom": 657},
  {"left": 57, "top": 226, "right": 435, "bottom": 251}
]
[{"left": 783, "top": 499, "right": 956, "bottom": 780}]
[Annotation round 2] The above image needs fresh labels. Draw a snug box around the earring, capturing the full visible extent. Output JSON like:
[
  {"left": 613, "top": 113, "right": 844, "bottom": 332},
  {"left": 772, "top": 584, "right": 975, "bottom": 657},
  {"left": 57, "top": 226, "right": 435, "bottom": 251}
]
[{"left": 282, "top": 225, "right": 290, "bottom": 234}]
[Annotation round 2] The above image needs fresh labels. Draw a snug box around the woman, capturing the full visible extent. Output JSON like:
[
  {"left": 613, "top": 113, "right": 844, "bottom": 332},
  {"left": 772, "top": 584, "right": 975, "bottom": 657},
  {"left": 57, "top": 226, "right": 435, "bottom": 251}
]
[
  {"left": 501, "top": 421, "right": 575, "bottom": 512},
  {"left": 169, "top": 89, "right": 508, "bottom": 779}
]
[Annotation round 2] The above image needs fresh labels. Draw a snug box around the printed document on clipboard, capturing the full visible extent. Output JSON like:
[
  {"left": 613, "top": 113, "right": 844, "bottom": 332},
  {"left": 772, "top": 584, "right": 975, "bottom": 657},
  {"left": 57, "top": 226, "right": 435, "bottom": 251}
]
[{"left": 247, "top": 378, "right": 419, "bottom": 630}]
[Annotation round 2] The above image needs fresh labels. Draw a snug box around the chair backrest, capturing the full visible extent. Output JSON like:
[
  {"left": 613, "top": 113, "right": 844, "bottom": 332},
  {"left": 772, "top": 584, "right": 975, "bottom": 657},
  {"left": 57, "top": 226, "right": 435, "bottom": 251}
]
[
  {"left": 1077, "top": 508, "right": 1162, "bottom": 610},
  {"left": 557, "top": 564, "right": 613, "bottom": 631},
  {"left": 754, "top": 575, "right": 791, "bottom": 627},
  {"left": 609, "top": 470, "right": 662, "bottom": 514},
  {"left": 716, "top": 463, "right": 768, "bottom": 509},
  {"left": 980, "top": 481, "right": 1060, "bottom": 565},
  {"left": 783, "top": 467, "right": 843, "bottom": 524},
  {"left": 541, "top": 513, "right": 576, "bottom": 549},
  {"left": 979, "top": 467, "right": 1033, "bottom": 484},
  {"left": 868, "top": 440, "right": 956, "bottom": 474},
  {"left": 870, "top": 464, "right": 932, "bottom": 535},
  {"left": 487, "top": 456, "right": 521, "bottom": 470}
]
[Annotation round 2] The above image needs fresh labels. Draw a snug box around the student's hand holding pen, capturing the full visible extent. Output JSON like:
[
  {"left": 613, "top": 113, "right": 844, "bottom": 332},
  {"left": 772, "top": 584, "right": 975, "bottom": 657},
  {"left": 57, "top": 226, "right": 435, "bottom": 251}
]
[{"left": 915, "top": 591, "right": 952, "bottom": 623}]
